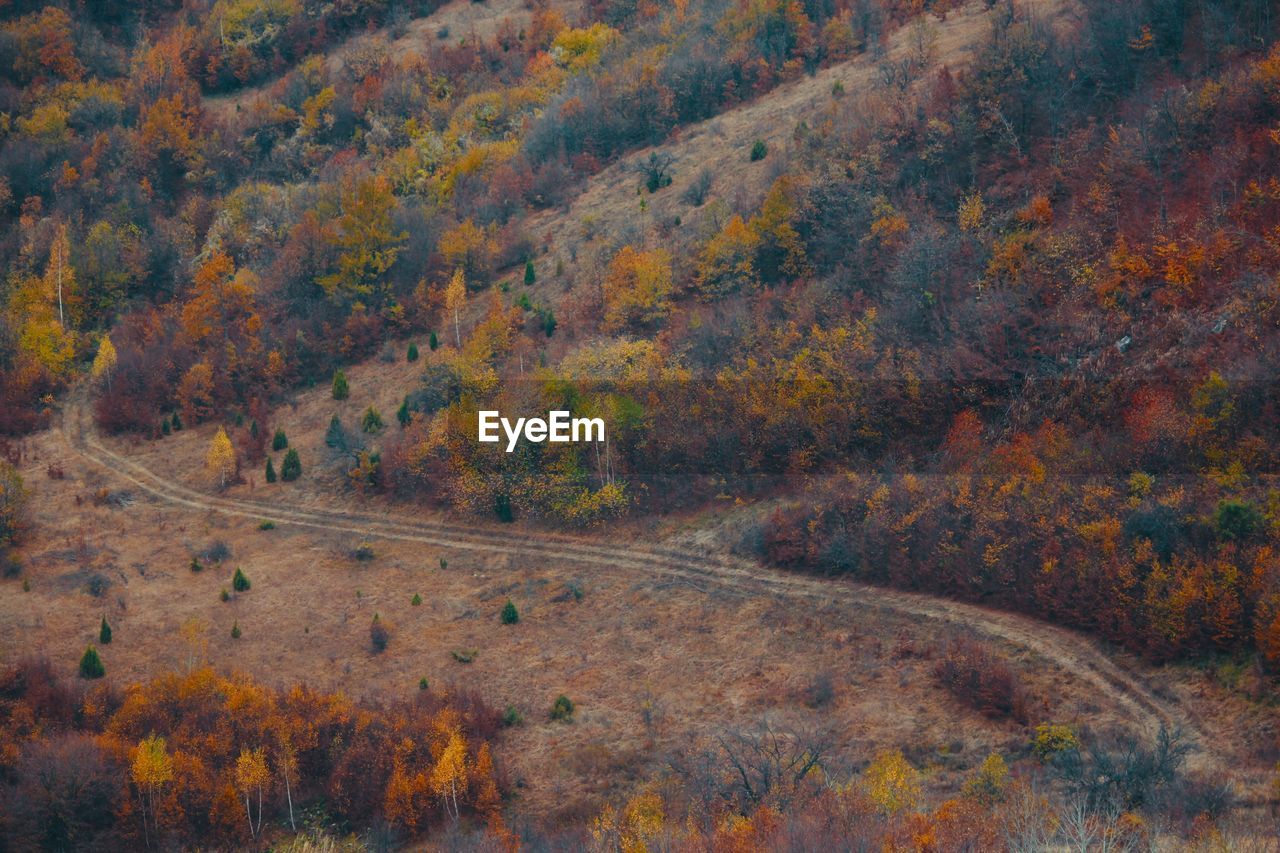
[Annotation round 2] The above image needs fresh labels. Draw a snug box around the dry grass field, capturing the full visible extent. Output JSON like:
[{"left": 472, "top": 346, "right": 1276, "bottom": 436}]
[{"left": 3, "top": 368, "right": 1276, "bottom": 821}]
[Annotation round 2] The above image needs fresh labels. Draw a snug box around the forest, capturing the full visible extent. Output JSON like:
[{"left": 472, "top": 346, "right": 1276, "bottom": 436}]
[{"left": 2, "top": 0, "right": 1280, "bottom": 847}]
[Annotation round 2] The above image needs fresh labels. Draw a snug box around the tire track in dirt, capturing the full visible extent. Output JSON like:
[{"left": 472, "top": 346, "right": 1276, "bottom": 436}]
[{"left": 61, "top": 404, "right": 1221, "bottom": 771}]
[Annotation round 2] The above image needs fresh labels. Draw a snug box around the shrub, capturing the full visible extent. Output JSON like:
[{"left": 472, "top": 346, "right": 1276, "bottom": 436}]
[
  {"left": 550, "top": 694, "right": 574, "bottom": 721},
  {"left": 397, "top": 396, "right": 411, "bottom": 428},
  {"left": 1033, "top": 724, "right": 1079, "bottom": 762},
  {"left": 281, "top": 449, "right": 301, "bottom": 481},
  {"left": 361, "top": 406, "right": 383, "bottom": 433},
  {"left": 451, "top": 649, "right": 476, "bottom": 663},
  {"left": 962, "top": 753, "right": 1009, "bottom": 804},
  {"left": 190, "top": 557, "right": 203, "bottom": 573},
  {"left": 201, "top": 541, "right": 231, "bottom": 563},
  {"left": 264, "top": 458, "right": 277, "bottom": 483},
  {"left": 749, "top": 139, "right": 768, "bottom": 161},
  {"left": 411, "top": 593, "right": 422, "bottom": 606},
  {"left": 220, "top": 588, "right": 230, "bottom": 602},
  {"left": 440, "top": 557, "right": 448, "bottom": 570},
  {"left": 230, "top": 622, "right": 241, "bottom": 639},
  {"left": 429, "top": 331, "right": 439, "bottom": 351},
  {"left": 354, "top": 542, "right": 375, "bottom": 561},
  {"left": 232, "top": 567, "right": 251, "bottom": 592},
  {"left": 1214, "top": 499, "right": 1263, "bottom": 542},
  {"left": 502, "top": 705, "right": 523, "bottom": 727},
  {"left": 99, "top": 617, "right": 112, "bottom": 645},
  {"left": 332, "top": 369, "right": 349, "bottom": 400},
  {"left": 524, "top": 259, "right": 536, "bottom": 286},
  {"left": 79, "top": 646, "right": 105, "bottom": 679},
  {"left": 258, "top": 520, "right": 274, "bottom": 530},
  {"left": 682, "top": 169, "right": 713, "bottom": 206},
  {"left": 272, "top": 429, "right": 288, "bottom": 451},
  {"left": 933, "top": 635, "right": 1031, "bottom": 724},
  {"left": 500, "top": 600, "right": 519, "bottom": 624},
  {"left": 419, "top": 677, "right": 429, "bottom": 690},
  {"left": 407, "top": 342, "right": 419, "bottom": 362}
]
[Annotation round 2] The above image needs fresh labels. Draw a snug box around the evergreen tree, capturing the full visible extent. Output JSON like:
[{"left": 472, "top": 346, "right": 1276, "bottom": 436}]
[
  {"left": 429, "top": 331, "right": 439, "bottom": 351},
  {"left": 550, "top": 694, "right": 574, "bottom": 721},
  {"left": 361, "top": 406, "right": 383, "bottom": 433},
  {"left": 232, "top": 567, "right": 251, "bottom": 592},
  {"left": 501, "top": 600, "right": 519, "bottom": 625},
  {"left": 265, "top": 458, "right": 277, "bottom": 483},
  {"left": 332, "top": 369, "right": 349, "bottom": 400},
  {"left": 397, "top": 396, "right": 411, "bottom": 428},
  {"left": 524, "top": 259, "right": 536, "bottom": 286},
  {"left": 79, "top": 645, "right": 105, "bottom": 679},
  {"left": 231, "top": 622, "right": 241, "bottom": 639},
  {"left": 281, "top": 449, "right": 301, "bottom": 481},
  {"left": 170, "top": 411, "right": 183, "bottom": 431},
  {"left": 325, "top": 415, "right": 346, "bottom": 450},
  {"left": 99, "top": 616, "right": 112, "bottom": 644},
  {"left": 272, "top": 429, "right": 288, "bottom": 451},
  {"left": 161, "top": 417, "right": 171, "bottom": 436},
  {"left": 407, "top": 342, "right": 419, "bottom": 362}
]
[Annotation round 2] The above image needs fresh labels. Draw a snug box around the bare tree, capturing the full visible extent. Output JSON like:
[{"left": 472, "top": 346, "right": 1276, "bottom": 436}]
[{"left": 711, "top": 716, "right": 834, "bottom": 811}]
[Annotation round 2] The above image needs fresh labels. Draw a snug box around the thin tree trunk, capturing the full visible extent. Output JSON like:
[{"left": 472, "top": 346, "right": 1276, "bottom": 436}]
[
  {"left": 284, "top": 769, "right": 296, "bottom": 831},
  {"left": 453, "top": 309, "right": 461, "bottom": 348},
  {"left": 256, "top": 784, "right": 263, "bottom": 835},
  {"left": 245, "top": 794, "right": 254, "bottom": 838}
]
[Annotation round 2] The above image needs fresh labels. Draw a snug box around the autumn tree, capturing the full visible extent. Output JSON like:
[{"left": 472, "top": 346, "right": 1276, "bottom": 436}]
[
  {"left": 602, "top": 246, "right": 674, "bottom": 331},
  {"left": 131, "top": 735, "right": 173, "bottom": 848},
  {"left": 317, "top": 175, "right": 407, "bottom": 309},
  {"left": 445, "top": 268, "right": 467, "bottom": 347},
  {"left": 693, "top": 215, "right": 760, "bottom": 298},
  {"left": 430, "top": 727, "right": 468, "bottom": 820},
  {"left": 234, "top": 747, "right": 269, "bottom": 839},
  {"left": 439, "top": 219, "right": 495, "bottom": 286},
  {"left": 206, "top": 427, "right": 236, "bottom": 487},
  {"left": 90, "top": 335, "right": 117, "bottom": 387},
  {"left": 864, "top": 749, "right": 921, "bottom": 815},
  {"left": 43, "top": 223, "right": 78, "bottom": 329}
]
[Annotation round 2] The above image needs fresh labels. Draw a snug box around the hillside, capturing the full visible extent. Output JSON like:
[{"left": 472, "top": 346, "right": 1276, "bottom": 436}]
[{"left": 3, "top": 0, "right": 1280, "bottom": 848}]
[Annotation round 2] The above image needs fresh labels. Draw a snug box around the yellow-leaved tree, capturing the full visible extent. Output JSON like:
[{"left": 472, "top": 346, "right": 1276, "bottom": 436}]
[
  {"left": 602, "top": 245, "right": 673, "bottom": 331},
  {"left": 234, "top": 747, "right": 270, "bottom": 839},
  {"left": 131, "top": 734, "right": 174, "bottom": 848},
  {"left": 430, "top": 727, "right": 468, "bottom": 820},
  {"left": 445, "top": 268, "right": 467, "bottom": 348},
  {"left": 90, "top": 335, "right": 116, "bottom": 387},
  {"left": 206, "top": 426, "right": 236, "bottom": 487},
  {"left": 863, "top": 749, "right": 921, "bottom": 816}
]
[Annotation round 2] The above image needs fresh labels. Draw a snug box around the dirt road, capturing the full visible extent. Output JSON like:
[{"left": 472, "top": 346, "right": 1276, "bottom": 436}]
[{"left": 61, "top": 401, "right": 1219, "bottom": 773}]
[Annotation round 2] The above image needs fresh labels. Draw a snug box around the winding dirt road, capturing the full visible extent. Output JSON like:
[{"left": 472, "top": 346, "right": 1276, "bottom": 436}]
[{"left": 60, "top": 402, "right": 1220, "bottom": 772}]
